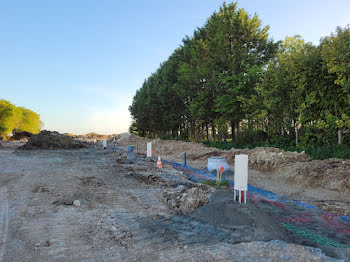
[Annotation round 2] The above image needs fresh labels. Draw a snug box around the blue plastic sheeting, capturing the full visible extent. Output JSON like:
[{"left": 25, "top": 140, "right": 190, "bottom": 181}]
[
  {"left": 340, "top": 216, "right": 350, "bottom": 222},
  {"left": 165, "top": 160, "right": 350, "bottom": 222}
]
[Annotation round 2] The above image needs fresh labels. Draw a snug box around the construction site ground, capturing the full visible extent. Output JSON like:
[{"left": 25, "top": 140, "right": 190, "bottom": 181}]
[{"left": 0, "top": 135, "right": 349, "bottom": 261}]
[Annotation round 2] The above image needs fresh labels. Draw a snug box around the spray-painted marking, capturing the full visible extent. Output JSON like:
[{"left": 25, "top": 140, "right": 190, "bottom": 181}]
[
  {"left": 282, "top": 223, "right": 350, "bottom": 248},
  {"left": 0, "top": 188, "right": 9, "bottom": 262},
  {"left": 166, "top": 160, "right": 350, "bottom": 224},
  {"left": 281, "top": 216, "right": 314, "bottom": 223}
]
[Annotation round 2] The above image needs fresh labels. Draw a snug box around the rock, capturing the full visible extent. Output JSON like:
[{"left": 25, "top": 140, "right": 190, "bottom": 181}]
[
  {"left": 111, "top": 226, "right": 117, "bottom": 231},
  {"left": 73, "top": 200, "right": 81, "bottom": 207},
  {"left": 164, "top": 185, "right": 214, "bottom": 213}
]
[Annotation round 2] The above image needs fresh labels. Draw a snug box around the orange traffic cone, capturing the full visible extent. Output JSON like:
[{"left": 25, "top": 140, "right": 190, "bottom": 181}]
[{"left": 157, "top": 155, "right": 163, "bottom": 168}]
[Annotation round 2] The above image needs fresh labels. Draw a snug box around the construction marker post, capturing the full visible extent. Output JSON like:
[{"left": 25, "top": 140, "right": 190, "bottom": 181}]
[
  {"left": 102, "top": 139, "right": 107, "bottom": 150},
  {"left": 234, "top": 154, "right": 248, "bottom": 204},
  {"left": 184, "top": 152, "right": 187, "bottom": 166},
  {"left": 147, "top": 142, "right": 152, "bottom": 158},
  {"left": 127, "top": 145, "right": 135, "bottom": 160}
]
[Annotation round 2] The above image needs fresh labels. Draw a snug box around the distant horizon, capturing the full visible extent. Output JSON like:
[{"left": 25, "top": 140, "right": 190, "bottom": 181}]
[{"left": 1, "top": 0, "right": 350, "bottom": 134}]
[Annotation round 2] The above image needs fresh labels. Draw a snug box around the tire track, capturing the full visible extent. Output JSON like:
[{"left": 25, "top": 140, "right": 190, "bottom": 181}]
[{"left": 0, "top": 188, "right": 9, "bottom": 262}]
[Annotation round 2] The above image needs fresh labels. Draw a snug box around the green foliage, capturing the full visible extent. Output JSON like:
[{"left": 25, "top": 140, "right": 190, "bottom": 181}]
[
  {"left": 200, "top": 179, "right": 230, "bottom": 188},
  {"left": 0, "top": 99, "right": 42, "bottom": 138},
  {"left": 129, "top": 2, "right": 350, "bottom": 159}
]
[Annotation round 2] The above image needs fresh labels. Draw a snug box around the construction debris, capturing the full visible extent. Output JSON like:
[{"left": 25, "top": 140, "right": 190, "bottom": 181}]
[
  {"left": 163, "top": 184, "right": 215, "bottom": 213},
  {"left": 19, "top": 130, "right": 88, "bottom": 150}
]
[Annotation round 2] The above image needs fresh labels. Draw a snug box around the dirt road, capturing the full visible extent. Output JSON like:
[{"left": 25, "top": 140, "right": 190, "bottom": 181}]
[{"left": 0, "top": 142, "right": 346, "bottom": 261}]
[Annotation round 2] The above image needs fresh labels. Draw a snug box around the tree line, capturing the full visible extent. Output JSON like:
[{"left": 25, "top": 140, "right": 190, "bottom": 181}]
[
  {"left": 0, "top": 99, "right": 42, "bottom": 139},
  {"left": 129, "top": 2, "right": 350, "bottom": 148}
]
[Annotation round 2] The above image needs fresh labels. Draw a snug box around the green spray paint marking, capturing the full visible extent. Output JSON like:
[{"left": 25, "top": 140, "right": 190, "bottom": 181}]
[{"left": 282, "top": 223, "right": 350, "bottom": 249}]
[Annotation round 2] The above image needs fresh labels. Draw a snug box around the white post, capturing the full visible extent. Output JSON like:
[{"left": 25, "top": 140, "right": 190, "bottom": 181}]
[
  {"left": 102, "top": 139, "right": 107, "bottom": 149},
  {"left": 147, "top": 142, "right": 152, "bottom": 158},
  {"left": 234, "top": 154, "right": 248, "bottom": 204}
]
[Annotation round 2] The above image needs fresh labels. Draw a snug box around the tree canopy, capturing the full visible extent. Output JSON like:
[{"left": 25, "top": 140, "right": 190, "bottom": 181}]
[
  {"left": 0, "top": 100, "right": 42, "bottom": 138},
  {"left": 129, "top": 2, "right": 350, "bottom": 148}
]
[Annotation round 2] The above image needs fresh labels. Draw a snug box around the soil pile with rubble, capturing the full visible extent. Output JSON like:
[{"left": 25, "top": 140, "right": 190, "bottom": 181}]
[
  {"left": 163, "top": 184, "right": 215, "bottom": 213},
  {"left": 19, "top": 130, "right": 88, "bottom": 150},
  {"left": 114, "top": 133, "right": 350, "bottom": 198}
]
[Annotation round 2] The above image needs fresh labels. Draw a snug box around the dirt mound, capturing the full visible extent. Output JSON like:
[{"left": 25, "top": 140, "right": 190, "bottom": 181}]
[
  {"left": 192, "top": 189, "right": 289, "bottom": 242},
  {"left": 163, "top": 184, "right": 215, "bottom": 213},
  {"left": 10, "top": 131, "right": 33, "bottom": 141},
  {"left": 115, "top": 134, "right": 349, "bottom": 193},
  {"left": 83, "top": 132, "right": 116, "bottom": 140},
  {"left": 226, "top": 147, "right": 310, "bottom": 172},
  {"left": 115, "top": 133, "right": 310, "bottom": 171},
  {"left": 281, "top": 158, "right": 350, "bottom": 192},
  {"left": 19, "top": 130, "right": 88, "bottom": 150}
]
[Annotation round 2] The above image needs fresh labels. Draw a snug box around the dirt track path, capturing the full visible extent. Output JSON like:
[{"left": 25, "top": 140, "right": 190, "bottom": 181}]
[{"left": 0, "top": 143, "right": 344, "bottom": 261}]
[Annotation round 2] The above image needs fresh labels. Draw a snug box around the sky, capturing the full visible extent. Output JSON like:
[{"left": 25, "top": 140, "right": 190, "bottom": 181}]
[{"left": 1, "top": 0, "right": 349, "bottom": 135}]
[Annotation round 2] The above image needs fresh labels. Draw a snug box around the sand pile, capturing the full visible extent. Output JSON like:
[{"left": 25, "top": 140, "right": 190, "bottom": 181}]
[
  {"left": 19, "top": 130, "right": 88, "bottom": 150},
  {"left": 281, "top": 158, "right": 350, "bottom": 192},
  {"left": 114, "top": 133, "right": 152, "bottom": 146},
  {"left": 163, "top": 184, "right": 214, "bottom": 213}
]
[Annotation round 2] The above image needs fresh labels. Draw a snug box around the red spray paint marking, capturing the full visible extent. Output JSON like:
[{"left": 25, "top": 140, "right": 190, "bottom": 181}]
[
  {"left": 261, "top": 198, "right": 288, "bottom": 210},
  {"left": 320, "top": 213, "right": 350, "bottom": 235},
  {"left": 251, "top": 195, "right": 259, "bottom": 206},
  {"left": 282, "top": 216, "right": 314, "bottom": 223}
]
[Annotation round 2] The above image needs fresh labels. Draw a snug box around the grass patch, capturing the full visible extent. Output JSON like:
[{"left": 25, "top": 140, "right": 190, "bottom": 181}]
[{"left": 201, "top": 180, "right": 230, "bottom": 188}]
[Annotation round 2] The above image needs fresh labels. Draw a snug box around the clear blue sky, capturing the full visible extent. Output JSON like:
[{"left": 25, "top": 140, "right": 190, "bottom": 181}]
[{"left": 1, "top": 0, "right": 349, "bottom": 134}]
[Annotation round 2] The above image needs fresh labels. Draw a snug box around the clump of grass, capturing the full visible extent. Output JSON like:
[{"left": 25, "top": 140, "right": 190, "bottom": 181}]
[{"left": 201, "top": 180, "right": 230, "bottom": 188}]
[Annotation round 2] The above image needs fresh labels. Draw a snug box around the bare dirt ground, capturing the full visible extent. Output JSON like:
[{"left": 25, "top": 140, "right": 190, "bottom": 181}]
[
  {"left": 115, "top": 133, "right": 350, "bottom": 216},
  {"left": 0, "top": 139, "right": 348, "bottom": 261}
]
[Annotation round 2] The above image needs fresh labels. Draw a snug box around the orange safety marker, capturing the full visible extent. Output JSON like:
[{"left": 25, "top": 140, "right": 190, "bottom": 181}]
[
  {"left": 220, "top": 166, "right": 224, "bottom": 182},
  {"left": 157, "top": 155, "right": 163, "bottom": 168}
]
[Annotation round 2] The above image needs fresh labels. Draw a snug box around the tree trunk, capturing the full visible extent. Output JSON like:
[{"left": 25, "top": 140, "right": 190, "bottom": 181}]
[
  {"left": 338, "top": 129, "right": 342, "bottom": 145},
  {"left": 211, "top": 123, "right": 216, "bottom": 141},
  {"left": 231, "top": 120, "right": 236, "bottom": 140},
  {"left": 206, "top": 124, "right": 209, "bottom": 141}
]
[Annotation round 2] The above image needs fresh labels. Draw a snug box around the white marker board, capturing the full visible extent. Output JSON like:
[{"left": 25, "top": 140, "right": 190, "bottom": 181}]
[
  {"left": 234, "top": 154, "right": 248, "bottom": 191},
  {"left": 147, "top": 142, "right": 152, "bottom": 157}
]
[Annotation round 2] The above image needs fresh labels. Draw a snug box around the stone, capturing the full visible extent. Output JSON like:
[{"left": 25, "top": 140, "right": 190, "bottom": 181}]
[{"left": 73, "top": 200, "right": 81, "bottom": 207}]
